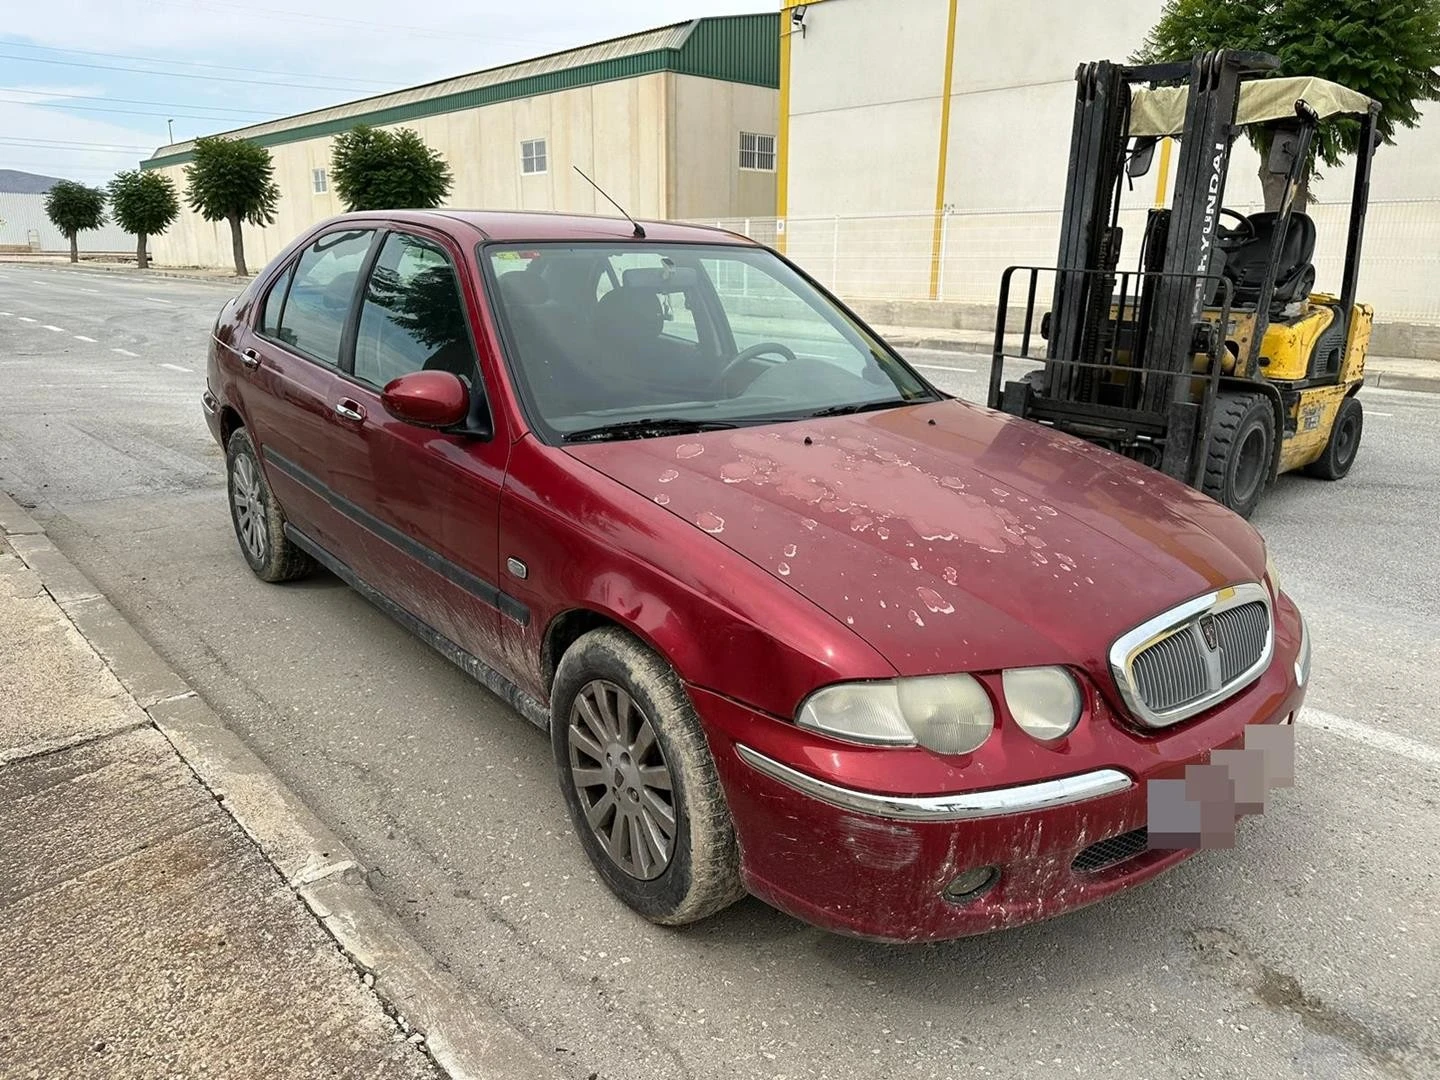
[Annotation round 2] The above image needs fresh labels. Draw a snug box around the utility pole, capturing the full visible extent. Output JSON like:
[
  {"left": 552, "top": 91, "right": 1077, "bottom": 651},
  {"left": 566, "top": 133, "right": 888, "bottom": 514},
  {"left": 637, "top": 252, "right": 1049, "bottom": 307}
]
[{"left": 167, "top": 119, "right": 175, "bottom": 143}]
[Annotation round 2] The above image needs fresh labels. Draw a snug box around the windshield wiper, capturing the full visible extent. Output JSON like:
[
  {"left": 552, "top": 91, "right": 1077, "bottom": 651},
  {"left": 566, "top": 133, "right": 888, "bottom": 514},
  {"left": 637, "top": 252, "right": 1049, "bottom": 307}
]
[
  {"left": 563, "top": 417, "right": 740, "bottom": 444},
  {"left": 804, "top": 398, "right": 916, "bottom": 419}
]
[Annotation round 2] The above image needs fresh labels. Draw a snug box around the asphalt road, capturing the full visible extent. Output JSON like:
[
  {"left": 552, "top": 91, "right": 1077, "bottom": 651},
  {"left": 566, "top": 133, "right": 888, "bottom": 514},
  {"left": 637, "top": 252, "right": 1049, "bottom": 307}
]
[{"left": 3, "top": 263, "right": 1438, "bottom": 1080}]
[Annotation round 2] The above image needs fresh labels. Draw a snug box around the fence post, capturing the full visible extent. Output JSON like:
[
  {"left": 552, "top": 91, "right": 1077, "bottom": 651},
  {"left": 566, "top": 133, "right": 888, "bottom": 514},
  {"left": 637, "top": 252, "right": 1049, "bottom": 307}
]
[
  {"left": 831, "top": 216, "right": 840, "bottom": 290},
  {"left": 937, "top": 214, "right": 950, "bottom": 300}
]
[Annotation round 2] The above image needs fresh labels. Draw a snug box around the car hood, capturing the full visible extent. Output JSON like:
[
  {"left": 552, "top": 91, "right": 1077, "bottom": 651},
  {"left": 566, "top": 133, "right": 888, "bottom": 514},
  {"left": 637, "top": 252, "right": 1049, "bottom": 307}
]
[{"left": 566, "top": 400, "right": 1265, "bottom": 676}]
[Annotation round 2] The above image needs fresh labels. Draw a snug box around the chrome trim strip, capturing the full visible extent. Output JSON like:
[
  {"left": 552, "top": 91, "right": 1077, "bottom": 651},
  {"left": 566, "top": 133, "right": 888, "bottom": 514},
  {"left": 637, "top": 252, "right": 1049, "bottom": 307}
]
[
  {"left": 1108, "top": 582, "right": 1273, "bottom": 728},
  {"left": 1294, "top": 612, "right": 1310, "bottom": 688},
  {"left": 734, "top": 744, "right": 1133, "bottom": 822},
  {"left": 200, "top": 389, "right": 219, "bottom": 416}
]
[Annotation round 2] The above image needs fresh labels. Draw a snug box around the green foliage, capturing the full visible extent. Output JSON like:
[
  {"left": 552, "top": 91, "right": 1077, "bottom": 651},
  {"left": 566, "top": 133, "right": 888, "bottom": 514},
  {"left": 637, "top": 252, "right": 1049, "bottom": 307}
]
[
  {"left": 184, "top": 136, "right": 280, "bottom": 226},
  {"left": 107, "top": 170, "right": 179, "bottom": 238},
  {"left": 43, "top": 180, "right": 106, "bottom": 238},
  {"left": 1137, "top": 0, "right": 1440, "bottom": 171},
  {"left": 330, "top": 125, "right": 454, "bottom": 212}
]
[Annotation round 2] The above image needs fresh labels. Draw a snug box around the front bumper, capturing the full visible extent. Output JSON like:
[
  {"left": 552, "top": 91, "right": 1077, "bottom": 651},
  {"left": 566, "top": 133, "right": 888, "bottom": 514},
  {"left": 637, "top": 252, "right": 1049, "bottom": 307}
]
[{"left": 695, "top": 593, "right": 1308, "bottom": 943}]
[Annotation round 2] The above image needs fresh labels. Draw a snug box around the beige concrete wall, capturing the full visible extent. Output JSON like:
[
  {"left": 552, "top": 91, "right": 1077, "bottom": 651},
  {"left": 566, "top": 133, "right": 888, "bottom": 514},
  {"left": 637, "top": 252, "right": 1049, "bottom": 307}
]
[
  {"left": 668, "top": 75, "right": 779, "bottom": 221},
  {"left": 786, "top": 0, "right": 952, "bottom": 216},
  {"left": 150, "top": 73, "right": 685, "bottom": 270}
]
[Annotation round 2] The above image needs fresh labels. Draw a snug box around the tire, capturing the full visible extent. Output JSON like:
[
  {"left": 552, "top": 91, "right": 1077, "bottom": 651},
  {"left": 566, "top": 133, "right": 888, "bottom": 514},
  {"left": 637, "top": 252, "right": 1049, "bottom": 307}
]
[
  {"left": 1202, "top": 392, "right": 1274, "bottom": 519},
  {"left": 551, "top": 627, "right": 744, "bottom": 925},
  {"left": 225, "top": 428, "right": 314, "bottom": 583},
  {"left": 1304, "top": 395, "right": 1363, "bottom": 480}
]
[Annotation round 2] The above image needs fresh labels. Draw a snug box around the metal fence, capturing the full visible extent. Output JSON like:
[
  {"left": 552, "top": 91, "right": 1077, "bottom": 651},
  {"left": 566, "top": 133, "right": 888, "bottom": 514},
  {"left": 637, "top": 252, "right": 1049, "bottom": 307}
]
[
  {"left": 0, "top": 192, "right": 132, "bottom": 253},
  {"left": 694, "top": 198, "right": 1440, "bottom": 325}
]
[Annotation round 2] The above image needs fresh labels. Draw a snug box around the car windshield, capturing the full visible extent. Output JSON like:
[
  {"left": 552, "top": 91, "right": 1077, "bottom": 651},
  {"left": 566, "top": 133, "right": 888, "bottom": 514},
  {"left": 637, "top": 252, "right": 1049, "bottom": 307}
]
[{"left": 481, "top": 242, "right": 939, "bottom": 442}]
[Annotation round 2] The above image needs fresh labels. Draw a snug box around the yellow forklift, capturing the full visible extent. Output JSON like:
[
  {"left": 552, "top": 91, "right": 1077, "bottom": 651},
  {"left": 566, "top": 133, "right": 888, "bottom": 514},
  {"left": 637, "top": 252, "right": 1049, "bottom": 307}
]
[{"left": 989, "top": 50, "right": 1380, "bottom": 517}]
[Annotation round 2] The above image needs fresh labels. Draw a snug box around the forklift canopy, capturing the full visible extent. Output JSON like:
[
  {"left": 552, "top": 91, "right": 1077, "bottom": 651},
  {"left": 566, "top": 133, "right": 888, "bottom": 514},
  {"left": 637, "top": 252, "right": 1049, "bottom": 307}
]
[{"left": 1129, "top": 75, "right": 1374, "bottom": 137}]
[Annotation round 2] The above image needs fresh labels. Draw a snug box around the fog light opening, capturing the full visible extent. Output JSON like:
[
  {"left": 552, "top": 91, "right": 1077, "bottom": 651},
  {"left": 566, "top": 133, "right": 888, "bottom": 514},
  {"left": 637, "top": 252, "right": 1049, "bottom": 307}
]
[{"left": 941, "top": 865, "right": 1000, "bottom": 905}]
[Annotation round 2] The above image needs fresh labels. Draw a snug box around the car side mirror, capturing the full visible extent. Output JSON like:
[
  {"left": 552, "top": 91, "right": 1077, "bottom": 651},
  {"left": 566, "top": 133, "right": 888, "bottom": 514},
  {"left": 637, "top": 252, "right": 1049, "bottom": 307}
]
[{"left": 381, "top": 370, "right": 470, "bottom": 429}]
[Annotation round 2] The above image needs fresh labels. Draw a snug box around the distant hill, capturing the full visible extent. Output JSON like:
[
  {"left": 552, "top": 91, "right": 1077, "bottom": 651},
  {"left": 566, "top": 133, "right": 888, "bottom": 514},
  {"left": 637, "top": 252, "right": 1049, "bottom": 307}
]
[{"left": 0, "top": 169, "right": 68, "bottom": 194}]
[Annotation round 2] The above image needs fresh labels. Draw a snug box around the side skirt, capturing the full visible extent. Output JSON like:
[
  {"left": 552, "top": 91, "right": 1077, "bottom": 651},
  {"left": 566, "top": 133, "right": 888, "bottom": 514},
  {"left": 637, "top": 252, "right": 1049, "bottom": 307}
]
[{"left": 284, "top": 524, "right": 550, "bottom": 732}]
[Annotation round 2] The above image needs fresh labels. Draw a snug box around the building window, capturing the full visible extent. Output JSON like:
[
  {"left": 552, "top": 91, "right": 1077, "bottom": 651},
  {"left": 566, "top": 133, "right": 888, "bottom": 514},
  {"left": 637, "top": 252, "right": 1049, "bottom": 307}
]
[
  {"left": 739, "top": 132, "right": 776, "bottom": 171},
  {"left": 312, "top": 168, "right": 328, "bottom": 194},
  {"left": 521, "top": 138, "right": 547, "bottom": 175}
]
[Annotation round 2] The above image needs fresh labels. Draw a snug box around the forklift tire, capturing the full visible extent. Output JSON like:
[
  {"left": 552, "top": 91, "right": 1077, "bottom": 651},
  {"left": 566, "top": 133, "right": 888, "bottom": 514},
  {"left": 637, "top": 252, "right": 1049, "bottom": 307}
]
[
  {"left": 1304, "top": 395, "right": 1363, "bottom": 480},
  {"left": 1202, "top": 392, "right": 1274, "bottom": 519}
]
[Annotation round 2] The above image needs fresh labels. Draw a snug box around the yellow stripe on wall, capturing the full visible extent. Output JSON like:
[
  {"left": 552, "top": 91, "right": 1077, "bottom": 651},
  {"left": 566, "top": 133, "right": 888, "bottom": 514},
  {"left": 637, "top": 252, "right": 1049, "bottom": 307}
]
[{"left": 928, "top": 0, "right": 960, "bottom": 300}]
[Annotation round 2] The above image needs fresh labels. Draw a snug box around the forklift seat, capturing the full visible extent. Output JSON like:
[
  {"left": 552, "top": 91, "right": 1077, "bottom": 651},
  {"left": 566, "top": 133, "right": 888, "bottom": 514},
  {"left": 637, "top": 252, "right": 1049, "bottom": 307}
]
[{"left": 1222, "top": 211, "right": 1317, "bottom": 310}]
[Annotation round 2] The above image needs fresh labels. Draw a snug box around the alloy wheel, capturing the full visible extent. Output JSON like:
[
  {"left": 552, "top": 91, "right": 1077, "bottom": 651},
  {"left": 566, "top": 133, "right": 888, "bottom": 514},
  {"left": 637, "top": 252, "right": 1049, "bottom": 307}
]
[
  {"left": 230, "top": 454, "right": 268, "bottom": 563},
  {"left": 567, "top": 679, "right": 677, "bottom": 880}
]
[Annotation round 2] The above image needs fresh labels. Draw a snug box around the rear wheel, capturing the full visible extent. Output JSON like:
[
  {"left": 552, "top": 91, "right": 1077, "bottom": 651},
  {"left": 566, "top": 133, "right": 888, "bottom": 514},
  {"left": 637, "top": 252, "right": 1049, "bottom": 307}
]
[
  {"left": 1304, "top": 395, "right": 1363, "bottom": 480},
  {"left": 226, "top": 428, "right": 314, "bottom": 582},
  {"left": 1202, "top": 392, "right": 1274, "bottom": 519},
  {"left": 551, "top": 627, "right": 744, "bottom": 925}
]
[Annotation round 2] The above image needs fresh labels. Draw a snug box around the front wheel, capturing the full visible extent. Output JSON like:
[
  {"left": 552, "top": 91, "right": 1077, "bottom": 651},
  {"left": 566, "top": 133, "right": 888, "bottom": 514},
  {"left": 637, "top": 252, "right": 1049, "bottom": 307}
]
[
  {"left": 1304, "top": 395, "right": 1363, "bottom": 480},
  {"left": 551, "top": 627, "right": 744, "bottom": 925},
  {"left": 1202, "top": 392, "right": 1274, "bottom": 519}
]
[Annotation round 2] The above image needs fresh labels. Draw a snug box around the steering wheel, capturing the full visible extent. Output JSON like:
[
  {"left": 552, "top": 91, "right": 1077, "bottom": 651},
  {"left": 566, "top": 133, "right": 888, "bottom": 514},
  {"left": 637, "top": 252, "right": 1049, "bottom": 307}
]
[
  {"left": 714, "top": 341, "right": 797, "bottom": 388},
  {"left": 1216, "top": 208, "right": 1256, "bottom": 248}
]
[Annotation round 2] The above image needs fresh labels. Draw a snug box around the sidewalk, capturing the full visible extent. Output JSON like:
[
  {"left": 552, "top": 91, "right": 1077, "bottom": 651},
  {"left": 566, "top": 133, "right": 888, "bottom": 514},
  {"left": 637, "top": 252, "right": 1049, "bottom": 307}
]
[
  {"left": 0, "top": 493, "right": 563, "bottom": 1080},
  {"left": 0, "top": 253, "right": 251, "bottom": 285},
  {"left": 871, "top": 323, "right": 1440, "bottom": 395}
]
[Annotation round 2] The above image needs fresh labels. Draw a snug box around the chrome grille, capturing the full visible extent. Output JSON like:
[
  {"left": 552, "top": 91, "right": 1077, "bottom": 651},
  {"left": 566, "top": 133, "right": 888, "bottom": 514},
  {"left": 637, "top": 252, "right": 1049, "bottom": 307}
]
[
  {"left": 1109, "top": 584, "right": 1274, "bottom": 728},
  {"left": 1132, "top": 630, "right": 1211, "bottom": 712},
  {"left": 1214, "top": 601, "right": 1269, "bottom": 683}
]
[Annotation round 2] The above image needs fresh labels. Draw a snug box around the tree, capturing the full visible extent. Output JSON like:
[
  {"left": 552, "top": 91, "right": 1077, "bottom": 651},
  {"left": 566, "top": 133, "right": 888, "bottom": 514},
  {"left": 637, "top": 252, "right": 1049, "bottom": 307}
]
[
  {"left": 329, "top": 125, "right": 453, "bottom": 212},
  {"left": 43, "top": 181, "right": 107, "bottom": 263},
  {"left": 108, "top": 170, "right": 180, "bottom": 270},
  {"left": 184, "top": 136, "right": 280, "bottom": 275},
  {"left": 1136, "top": 0, "right": 1440, "bottom": 209}
]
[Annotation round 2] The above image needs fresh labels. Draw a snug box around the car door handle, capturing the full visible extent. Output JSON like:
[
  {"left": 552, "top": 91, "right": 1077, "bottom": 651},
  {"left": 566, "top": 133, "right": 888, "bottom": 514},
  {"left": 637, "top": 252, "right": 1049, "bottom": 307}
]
[
  {"left": 333, "top": 399, "right": 366, "bottom": 422},
  {"left": 241, "top": 348, "right": 261, "bottom": 370}
]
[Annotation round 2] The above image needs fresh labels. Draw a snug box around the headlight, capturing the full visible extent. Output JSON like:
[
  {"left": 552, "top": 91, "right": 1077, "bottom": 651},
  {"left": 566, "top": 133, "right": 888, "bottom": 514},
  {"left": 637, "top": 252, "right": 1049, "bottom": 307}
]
[
  {"left": 1265, "top": 551, "right": 1282, "bottom": 597},
  {"left": 1002, "top": 666, "right": 1082, "bottom": 741},
  {"left": 797, "top": 674, "right": 995, "bottom": 755}
]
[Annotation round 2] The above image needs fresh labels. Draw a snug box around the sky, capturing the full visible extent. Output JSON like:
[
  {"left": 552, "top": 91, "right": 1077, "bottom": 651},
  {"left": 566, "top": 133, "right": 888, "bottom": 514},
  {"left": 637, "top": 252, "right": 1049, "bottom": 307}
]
[{"left": 0, "top": 0, "right": 775, "bottom": 185}]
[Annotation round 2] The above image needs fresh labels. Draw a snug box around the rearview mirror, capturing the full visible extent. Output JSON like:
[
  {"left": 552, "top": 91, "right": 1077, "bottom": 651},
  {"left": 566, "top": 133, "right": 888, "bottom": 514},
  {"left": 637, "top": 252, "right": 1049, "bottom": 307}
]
[
  {"left": 622, "top": 266, "right": 700, "bottom": 291},
  {"left": 1268, "top": 126, "right": 1301, "bottom": 175},
  {"left": 381, "top": 370, "right": 470, "bottom": 428},
  {"left": 1128, "top": 137, "right": 1158, "bottom": 179}
]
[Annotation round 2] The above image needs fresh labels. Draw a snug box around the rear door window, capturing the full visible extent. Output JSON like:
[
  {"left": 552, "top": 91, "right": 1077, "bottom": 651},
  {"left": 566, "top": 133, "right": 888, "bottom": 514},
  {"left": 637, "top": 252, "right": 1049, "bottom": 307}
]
[
  {"left": 353, "top": 232, "right": 477, "bottom": 387},
  {"left": 269, "top": 229, "right": 375, "bottom": 365}
]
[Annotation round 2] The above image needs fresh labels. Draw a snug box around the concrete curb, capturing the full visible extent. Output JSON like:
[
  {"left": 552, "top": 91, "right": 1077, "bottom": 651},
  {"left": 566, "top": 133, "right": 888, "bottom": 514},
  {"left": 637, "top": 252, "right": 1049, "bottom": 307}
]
[
  {"left": 0, "top": 490, "right": 565, "bottom": 1080},
  {"left": 0, "top": 258, "right": 252, "bottom": 286}
]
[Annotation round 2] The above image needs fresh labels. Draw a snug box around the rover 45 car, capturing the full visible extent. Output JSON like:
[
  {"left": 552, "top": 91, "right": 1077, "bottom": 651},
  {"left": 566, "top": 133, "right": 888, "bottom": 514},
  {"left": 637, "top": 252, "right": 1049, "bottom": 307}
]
[{"left": 202, "top": 210, "right": 1310, "bottom": 942}]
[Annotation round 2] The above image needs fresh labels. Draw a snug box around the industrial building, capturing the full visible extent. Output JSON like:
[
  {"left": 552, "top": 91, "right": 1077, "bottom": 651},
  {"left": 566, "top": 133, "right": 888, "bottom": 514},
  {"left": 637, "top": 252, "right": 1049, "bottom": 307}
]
[
  {"left": 140, "top": 13, "right": 779, "bottom": 270},
  {"left": 770, "top": 0, "right": 1439, "bottom": 340}
]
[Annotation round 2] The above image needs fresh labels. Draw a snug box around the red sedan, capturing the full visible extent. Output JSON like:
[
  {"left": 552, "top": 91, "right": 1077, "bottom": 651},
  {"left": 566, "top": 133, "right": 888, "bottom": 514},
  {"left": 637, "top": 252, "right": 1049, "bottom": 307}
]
[{"left": 203, "top": 211, "right": 1309, "bottom": 942}]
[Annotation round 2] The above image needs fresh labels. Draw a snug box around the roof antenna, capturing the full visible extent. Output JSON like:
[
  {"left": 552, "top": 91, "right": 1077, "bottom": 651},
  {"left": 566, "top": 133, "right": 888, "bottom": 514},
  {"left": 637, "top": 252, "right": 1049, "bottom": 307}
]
[{"left": 573, "top": 165, "right": 646, "bottom": 238}]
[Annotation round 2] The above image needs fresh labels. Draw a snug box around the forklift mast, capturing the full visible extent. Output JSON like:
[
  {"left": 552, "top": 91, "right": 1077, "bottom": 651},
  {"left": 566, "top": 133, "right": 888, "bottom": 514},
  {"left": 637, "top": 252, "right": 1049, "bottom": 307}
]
[{"left": 1042, "top": 51, "right": 1279, "bottom": 480}]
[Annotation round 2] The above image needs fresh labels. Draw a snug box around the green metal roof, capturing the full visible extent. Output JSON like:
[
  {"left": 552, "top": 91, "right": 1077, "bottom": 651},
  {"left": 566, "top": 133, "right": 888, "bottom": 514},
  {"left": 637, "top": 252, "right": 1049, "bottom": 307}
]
[{"left": 141, "top": 13, "right": 778, "bottom": 171}]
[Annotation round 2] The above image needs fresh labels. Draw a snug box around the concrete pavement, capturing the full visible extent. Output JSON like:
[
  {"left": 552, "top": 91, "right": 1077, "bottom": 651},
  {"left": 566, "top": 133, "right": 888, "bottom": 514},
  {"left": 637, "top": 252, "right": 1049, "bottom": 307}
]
[
  {"left": 2, "top": 263, "right": 1439, "bottom": 1080},
  {"left": 0, "top": 507, "right": 437, "bottom": 1080}
]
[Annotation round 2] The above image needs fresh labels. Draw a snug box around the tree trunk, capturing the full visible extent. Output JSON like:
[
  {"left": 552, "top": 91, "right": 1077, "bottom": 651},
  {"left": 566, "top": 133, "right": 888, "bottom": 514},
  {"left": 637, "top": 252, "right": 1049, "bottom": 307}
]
[
  {"left": 228, "top": 214, "right": 247, "bottom": 277},
  {"left": 136, "top": 233, "right": 149, "bottom": 270},
  {"left": 1258, "top": 161, "right": 1312, "bottom": 213},
  {"left": 68, "top": 232, "right": 78, "bottom": 263}
]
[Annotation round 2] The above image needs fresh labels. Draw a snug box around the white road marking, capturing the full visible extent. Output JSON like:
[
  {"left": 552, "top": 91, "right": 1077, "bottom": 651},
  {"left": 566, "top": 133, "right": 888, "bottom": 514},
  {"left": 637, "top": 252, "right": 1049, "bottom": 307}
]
[
  {"left": 16, "top": 316, "right": 36, "bottom": 323},
  {"left": 112, "top": 348, "right": 140, "bottom": 357},
  {"left": 73, "top": 335, "right": 97, "bottom": 343},
  {"left": 1299, "top": 707, "right": 1440, "bottom": 767},
  {"left": 80, "top": 287, "right": 99, "bottom": 294},
  {"left": 0, "top": 310, "right": 11, "bottom": 316},
  {"left": 41, "top": 324, "right": 66, "bottom": 333},
  {"left": 1367, "top": 411, "right": 1394, "bottom": 418},
  {"left": 911, "top": 362, "right": 979, "bottom": 374},
  {"left": 160, "top": 363, "right": 193, "bottom": 373},
  {"left": 144, "top": 297, "right": 173, "bottom": 304},
  {"left": 31, "top": 279, "right": 52, "bottom": 286}
]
